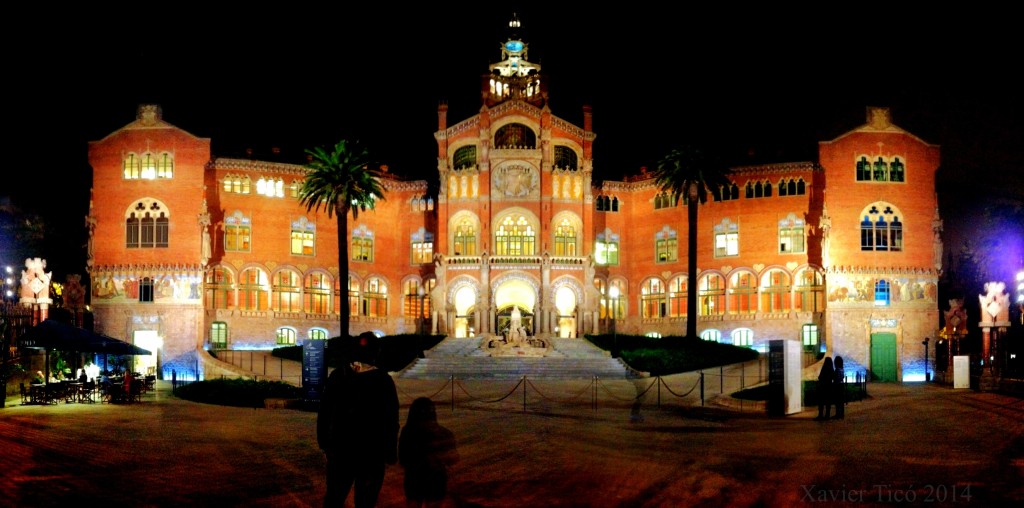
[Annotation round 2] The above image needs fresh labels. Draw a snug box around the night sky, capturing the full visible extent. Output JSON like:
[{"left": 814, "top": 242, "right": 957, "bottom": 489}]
[{"left": 6, "top": 7, "right": 1022, "bottom": 280}]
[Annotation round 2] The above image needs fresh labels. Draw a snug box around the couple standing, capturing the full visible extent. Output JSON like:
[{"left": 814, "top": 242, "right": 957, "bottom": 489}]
[
  {"left": 317, "top": 332, "right": 460, "bottom": 507},
  {"left": 816, "top": 356, "right": 846, "bottom": 420}
]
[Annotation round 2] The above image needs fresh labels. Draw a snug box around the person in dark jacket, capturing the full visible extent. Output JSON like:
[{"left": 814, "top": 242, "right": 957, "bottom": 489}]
[
  {"left": 399, "top": 397, "right": 460, "bottom": 508},
  {"left": 318, "top": 332, "right": 400, "bottom": 508},
  {"left": 833, "top": 356, "right": 846, "bottom": 419},
  {"left": 815, "top": 357, "right": 834, "bottom": 421}
]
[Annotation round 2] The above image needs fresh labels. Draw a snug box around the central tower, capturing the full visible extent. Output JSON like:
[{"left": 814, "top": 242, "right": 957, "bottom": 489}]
[{"left": 432, "top": 13, "right": 596, "bottom": 341}]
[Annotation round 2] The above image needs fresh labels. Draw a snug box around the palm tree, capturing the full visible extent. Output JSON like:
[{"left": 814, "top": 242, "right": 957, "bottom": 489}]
[
  {"left": 653, "top": 146, "right": 732, "bottom": 340},
  {"left": 299, "top": 140, "right": 385, "bottom": 336}
]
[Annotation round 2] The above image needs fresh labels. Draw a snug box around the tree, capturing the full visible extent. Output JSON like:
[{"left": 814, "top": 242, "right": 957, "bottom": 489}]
[
  {"left": 653, "top": 146, "right": 732, "bottom": 340},
  {"left": 298, "top": 140, "right": 385, "bottom": 336}
]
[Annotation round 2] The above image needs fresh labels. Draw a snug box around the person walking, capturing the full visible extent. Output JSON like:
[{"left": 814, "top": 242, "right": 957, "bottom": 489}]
[
  {"left": 318, "top": 332, "right": 400, "bottom": 508},
  {"left": 833, "top": 356, "right": 846, "bottom": 419},
  {"left": 815, "top": 357, "right": 834, "bottom": 421},
  {"left": 399, "top": 397, "right": 460, "bottom": 508}
]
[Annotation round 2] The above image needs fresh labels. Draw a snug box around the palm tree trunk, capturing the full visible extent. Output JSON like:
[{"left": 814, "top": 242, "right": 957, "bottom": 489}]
[
  {"left": 337, "top": 205, "right": 350, "bottom": 338},
  {"left": 686, "top": 183, "right": 699, "bottom": 339}
]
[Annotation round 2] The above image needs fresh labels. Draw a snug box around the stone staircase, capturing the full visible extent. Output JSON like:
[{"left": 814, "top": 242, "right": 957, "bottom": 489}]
[{"left": 398, "top": 336, "right": 644, "bottom": 380}]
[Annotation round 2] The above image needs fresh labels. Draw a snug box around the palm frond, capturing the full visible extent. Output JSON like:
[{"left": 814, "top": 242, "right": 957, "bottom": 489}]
[
  {"left": 653, "top": 146, "right": 732, "bottom": 204},
  {"left": 298, "top": 140, "right": 386, "bottom": 219}
]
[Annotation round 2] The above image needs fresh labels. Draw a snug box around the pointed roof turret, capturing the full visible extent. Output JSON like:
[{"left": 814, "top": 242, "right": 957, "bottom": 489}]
[{"left": 481, "top": 13, "right": 546, "bottom": 108}]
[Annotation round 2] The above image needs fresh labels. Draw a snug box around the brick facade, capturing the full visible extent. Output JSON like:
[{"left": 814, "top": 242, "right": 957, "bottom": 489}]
[{"left": 86, "top": 28, "right": 940, "bottom": 383}]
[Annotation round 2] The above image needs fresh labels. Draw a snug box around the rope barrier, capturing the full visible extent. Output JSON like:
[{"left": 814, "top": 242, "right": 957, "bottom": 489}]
[
  {"left": 594, "top": 377, "right": 656, "bottom": 402},
  {"left": 658, "top": 376, "right": 702, "bottom": 398},
  {"left": 395, "top": 377, "right": 452, "bottom": 401},
  {"left": 454, "top": 377, "right": 524, "bottom": 403},
  {"left": 524, "top": 377, "right": 594, "bottom": 404}
]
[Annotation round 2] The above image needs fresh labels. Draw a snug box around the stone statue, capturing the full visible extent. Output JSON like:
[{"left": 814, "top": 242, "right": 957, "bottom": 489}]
[
  {"left": 506, "top": 306, "right": 526, "bottom": 345},
  {"left": 818, "top": 204, "right": 832, "bottom": 267},
  {"left": 198, "top": 199, "right": 212, "bottom": 267}
]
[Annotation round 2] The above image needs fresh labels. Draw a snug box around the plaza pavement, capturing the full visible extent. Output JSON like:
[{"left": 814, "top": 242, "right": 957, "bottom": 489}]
[{"left": 3, "top": 373, "right": 1024, "bottom": 507}]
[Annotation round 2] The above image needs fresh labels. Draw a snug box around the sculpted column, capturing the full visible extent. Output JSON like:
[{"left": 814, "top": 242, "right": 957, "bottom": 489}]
[
  {"left": 480, "top": 254, "right": 491, "bottom": 334},
  {"left": 541, "top": 255, "right": 551, "bottom": 334}
]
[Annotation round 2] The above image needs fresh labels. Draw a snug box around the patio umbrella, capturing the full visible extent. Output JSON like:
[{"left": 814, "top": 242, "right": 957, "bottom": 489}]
[{"left": 18, "top": 318, "right": 151, "bottom": 355}]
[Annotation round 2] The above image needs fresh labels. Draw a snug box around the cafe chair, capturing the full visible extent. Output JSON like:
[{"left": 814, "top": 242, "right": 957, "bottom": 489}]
[{"left": 128, "top": 381, "right": 143, "bottom": 403}]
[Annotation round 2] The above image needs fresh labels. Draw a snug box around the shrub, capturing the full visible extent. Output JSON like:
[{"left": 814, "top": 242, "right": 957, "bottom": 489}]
[
  {"left": 272, "top": 334, "right": 446, "bottom": 372},
  {"left": 173, "top": 378, "right": 303, "bottom": 408},
  {"left": 586, "top": 334, "right": 759, "bottom": 376}
]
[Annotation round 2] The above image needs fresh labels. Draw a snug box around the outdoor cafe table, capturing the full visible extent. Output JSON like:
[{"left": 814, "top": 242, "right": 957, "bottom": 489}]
[{"left": 28, "top": 383, "right": 47, "bottom": 404}]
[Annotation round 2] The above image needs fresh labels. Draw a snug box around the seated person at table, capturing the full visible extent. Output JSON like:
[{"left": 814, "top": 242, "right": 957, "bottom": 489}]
[{"left": 78, "top": 368, "right": 88, "bottom": 383}]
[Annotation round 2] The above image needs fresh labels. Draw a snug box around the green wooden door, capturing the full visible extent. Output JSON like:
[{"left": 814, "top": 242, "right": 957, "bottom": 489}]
[{"left": 870, "top": 333, "right": 898, "bottom": 382}]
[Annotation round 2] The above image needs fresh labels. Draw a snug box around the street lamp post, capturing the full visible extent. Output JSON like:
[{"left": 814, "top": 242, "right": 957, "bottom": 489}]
[
  {"left": 1016, "top": 269, "right": 1024, "bottom": 326},
  {"left": 417, "top": 285, "right": 426, "bottom": 335},
  {"left": 922, "top": 337, "right": 931, "bottom": 382},
  {"left": 609, "top": 285, "right": 619, "bottom": 357}
]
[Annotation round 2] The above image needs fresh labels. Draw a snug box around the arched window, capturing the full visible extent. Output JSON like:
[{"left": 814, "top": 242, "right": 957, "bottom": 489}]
[
  {"left": 411, "top": 228, "right": 434, "bottom": 264},
  {"left": 732, "top": 328, "right": 753, "bottom": 347},
  {"left": 257, "top": 177, "right": 285, "bottom": 198},
  {"left": 889, "top": 157, "right": 905, "bottom": 182},
  {"left": 554, "top": 218, "right": 577, "bottom": 256},
  {"left": 291, "top": 217, "right": 316, "bottom": 256},
  {"left": 699, "top": 274, "right": 726, "bottom": 316},
  {"left": 204, "top": 267, "right": 234, "bottom": 310},
  {"left": 139, "top": 277, "right": 154, "bottom": 303},
  {"left": 494, "top": 215, "right": 535, "bottom": 256},
  {"left": 403, "top": 278, "right": 434, "bottom": 321},
  {"left": 701, "top": 329, "right": 721, "bottom": 342},
  {"left": 728, "top": 272, "right": 757, "bottom": 314},
  {"left": 860, "top": 203, "right": 904, "bottom": 252},
  {"left": 304, "top": 272, "right": 331, "bottom": 314},
  {"left": 760, "top": 270, "right": 791, "bottom": 312},
  {"left": 779, "top": 214, "right": 805, "bottom": 254},
  {"left": 856, "top": 156, "right": 872, "bottom": 181},
  {"left": 605, "top": 279, "right": 626, "bottom": 320},
  {"left": 308, "top": 328, "right": 328, "bottom": 341},
  {"left": 123, "top": 153, "right": 141, "bottom": 179},
  {"left": 238, "top": 267, "right": 268, "bottom": 311},
  {"left": 494, "top": 123, "right": 536, "bottom": 149},
  {"left": 668, "top": 275, "right": 688, "bottom": 318},
  {"left": 453, "top": 145, "right": 477, "bottom": 170},
  {"left": 157, "top": 153, "right": 174, "bottom": 179},
  {"left": 655, "top": 226, "right": 677, "bottom": 263},
  {"left": 875, "top": 279, "right": 891, "bottom": 306},
  {"left": 714, "top": 219, "right": 739, "bottom": 258},
  {"left": 352, "top": 225, "right": 373, "bottom": 261},
  {"left": 640, "top": 278, "right": 666, "bottom": 319},
  {"left": 872, "top": 156, "right": 889, "bottom": 181},
  {"left": 225, "top": 211, "right": 251, "bottom": 252},
  {"left": 453, "top": 217, "right": 477, "bottom": 256},
  {"left": 795, "top": 268, "right": 824, "bottom": 312},
  {"left": 554, "top": 146, "right": 578, "bottom": 170},
  {"left": 362, "top": 277, "right": 388, "bottom": 317},
  {"left": 210, "top": 322, "right": 227, "bottom": 349},
  {"left": 276, "top": 327, "right": 297, "bottom": 345},
  {"left": 125, "top": 200, "right": 169, "bottom": 249},
  {"left": 802, "top": 324, "right": 820, "bottom": 351},
  {"left": 335, "top": 276, "right": 359, "bottom": 316},
  {"left": 595, "top": 230, "right": 619, "bottom": 266},
  {"left": 141, "top": 153, "right": 157, "bottom": 180}
]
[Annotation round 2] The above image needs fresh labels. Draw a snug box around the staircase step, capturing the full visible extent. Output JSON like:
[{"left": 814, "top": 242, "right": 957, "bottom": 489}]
[{"left": 399, "top": 336, "right": 640, "bottom": 380}]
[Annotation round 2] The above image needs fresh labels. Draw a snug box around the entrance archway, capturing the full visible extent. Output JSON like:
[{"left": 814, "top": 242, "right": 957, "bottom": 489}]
[
  {"left": 453, "top": 285, "right": 477, "bottom": 338},
  {"left": 554, "top": 285, "right": 578, "bottom": 338},
  {"left": 494, "top": 278, "right": 536, "bottom": 336}
]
